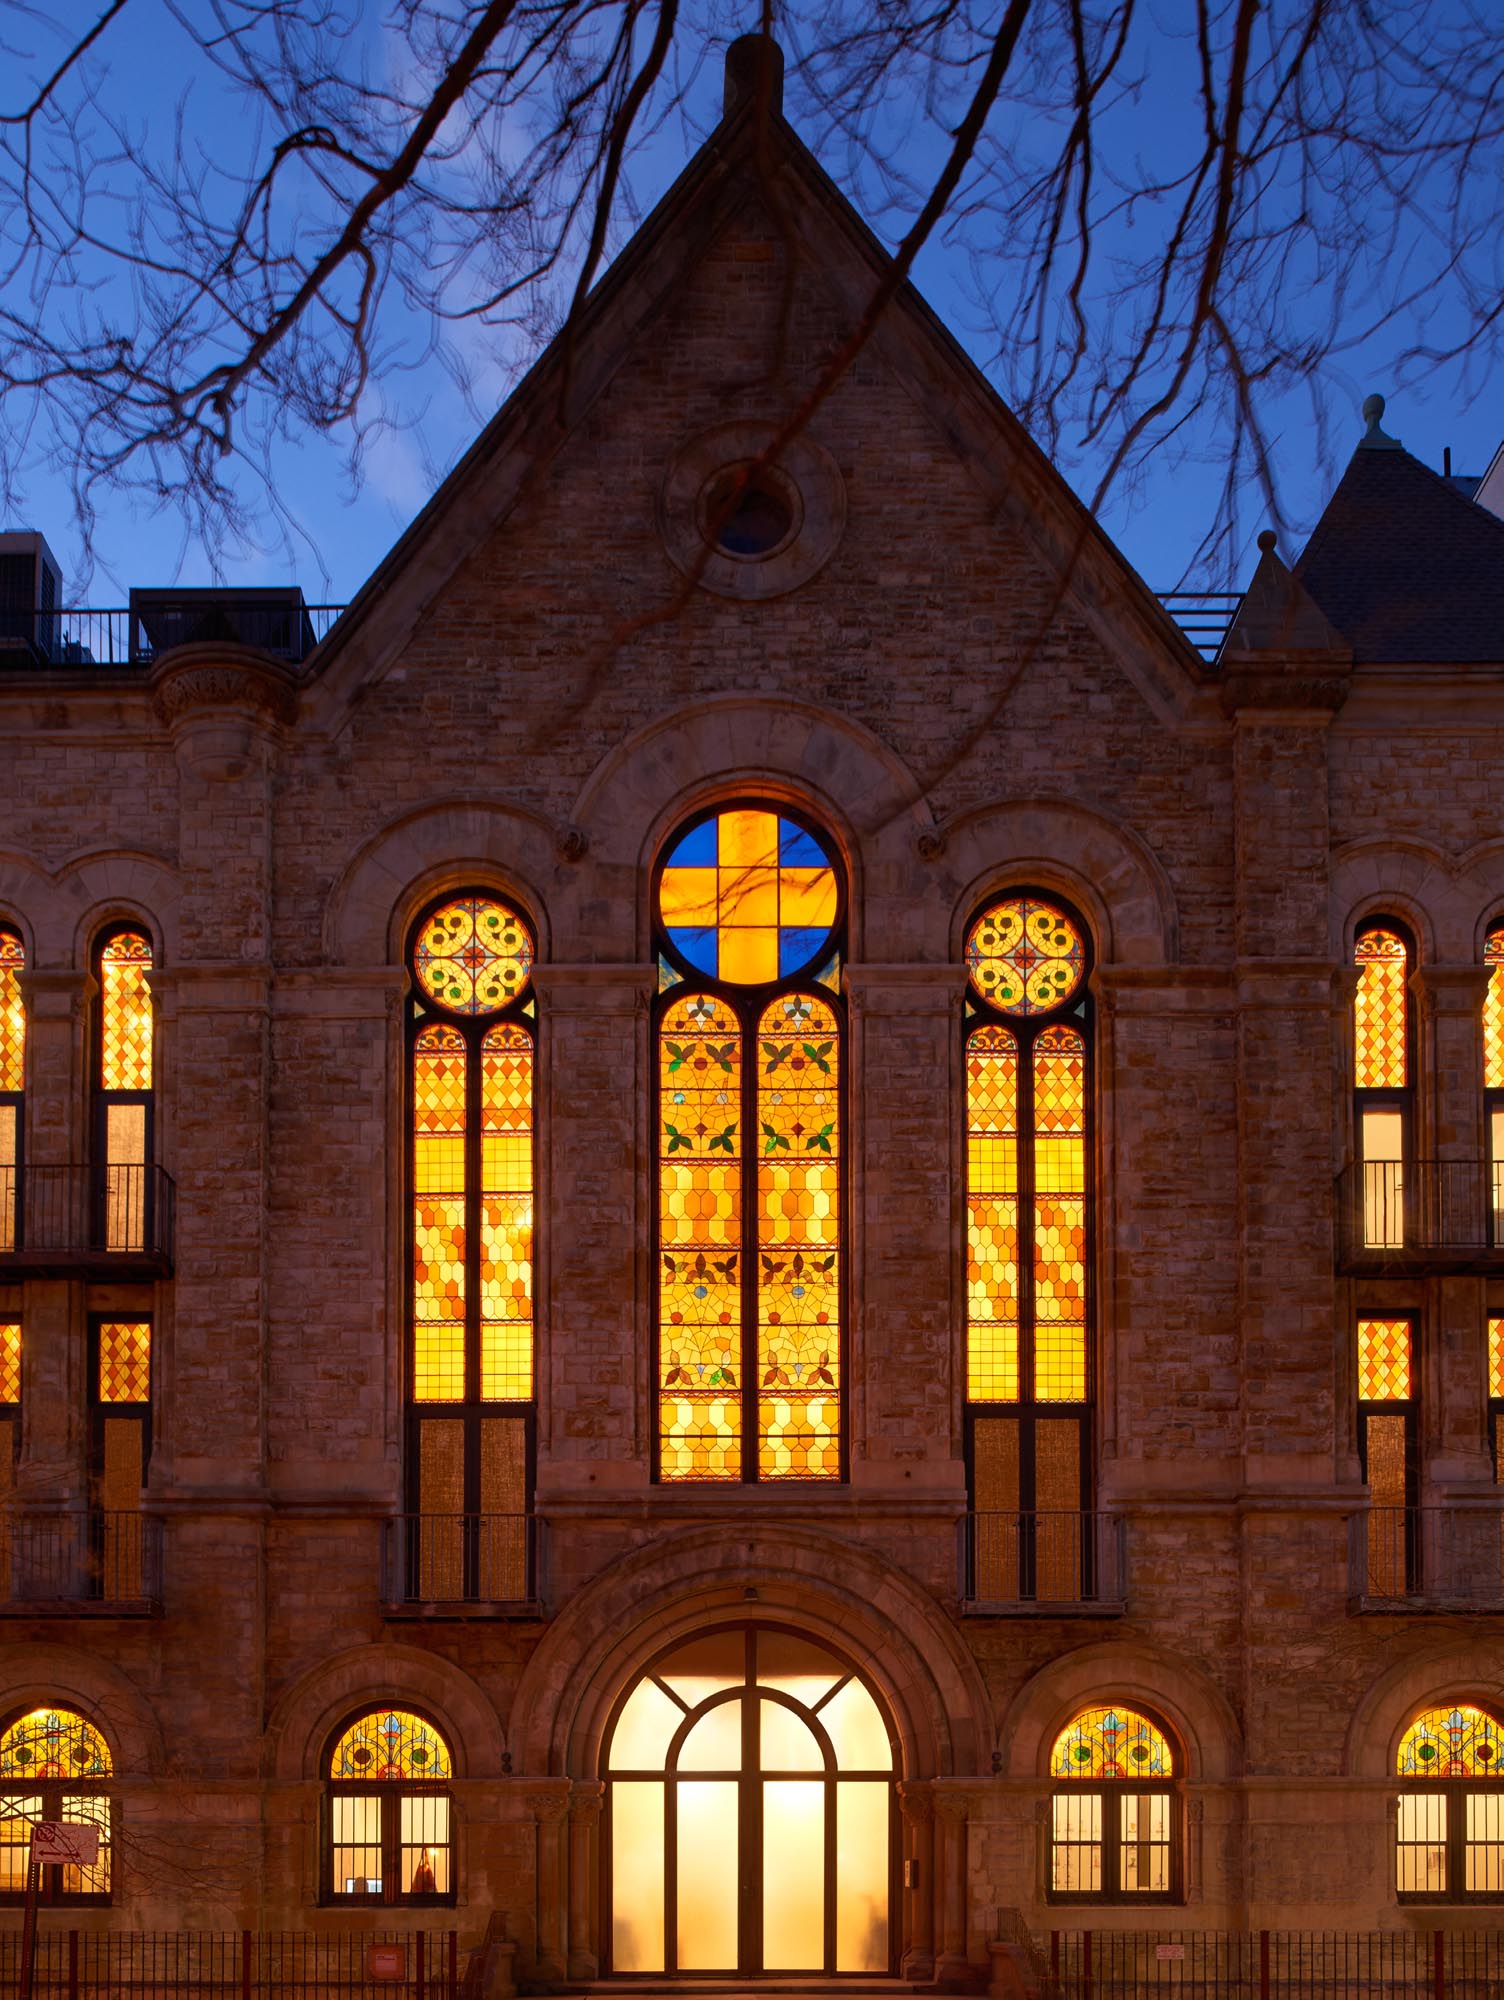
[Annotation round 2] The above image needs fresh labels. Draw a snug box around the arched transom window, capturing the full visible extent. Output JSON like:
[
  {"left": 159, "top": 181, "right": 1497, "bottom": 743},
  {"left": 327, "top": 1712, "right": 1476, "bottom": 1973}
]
[
  {"left": 1352, "top": 923, "right": 1410, "bottom": 1251},
  {"left": 95, "top": 928, "right": 154, "bottom": 1253},
  {"left": 654, "top": 806, "right": 844, "bottom": 1483},
  {"left": 326, "top": 1708, "right": 453, "bottom": 1905},
  {"left": 0, "top": 1707, "right": 112, "bottom": 1903},
  {"left": 1049, "top": 1705, "right": 1177, "bottom": 1902},
  {"left": 1396, "top": 1704, "right": 1504, "bottom": 1900},
  {"left": 406, "top": 895, "right": 535, "bottom": 1601},
  {"left": 0, "top": 928, "right": 23, "bottom": 1254},
  {"left": 963, "top": 895, "right": 1094, "bottom": 1601}
]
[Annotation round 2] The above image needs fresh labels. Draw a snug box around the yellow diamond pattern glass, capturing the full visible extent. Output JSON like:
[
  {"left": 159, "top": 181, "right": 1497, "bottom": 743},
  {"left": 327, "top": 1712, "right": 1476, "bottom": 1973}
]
[
  {"left": 1486, "top": 930, "right": 1504, "bottom": 1090},
  {"left": 658, "top": 809, "right": 838, "bottom": 986},
  {"left": 659, "top": 994, "right": 743, "bottom": 1481},
  {"left": 1357, "top": 1317, "right": 1412, "bottom": 1402},
  {"left": 97, "top": 1321, "right": 150, "bottom": 1403},
  {"left": 0, "top": 1323, "right": 17, "bottom": 1406},
  {"left": 1050, "top": 1706, "right": 1173, "bottom": 1780},
  {"left": 757, "top": 993, "right": 840, "bottom": 1480},
  {"left": 100, "top": 932, "right": 153, "bottom": 1091},
  {"left": 1034, "top": 1026, "right": 1086, "bottom": 1401},
  {"left": 481, "top": 1022, "right": 533, "bottom": 1400},
  {"left": 966, "top": 897, "right": 1086, "bottom": 1015},
  {"left": 0, "top": 1709, "right": 111, "bottom": 1780},
  {"left": 1398, "top": 1706, "right": 1503, "bottom": 1778},
  {"left": 0, "top": 931, "right": 22, "bottom": 1094},
  {"left": 413, "top": 897, "right": 532, "bottom": 1014},
  {"left": 330, "top": 1709, "right": 453, "bottom": 1782},
  {"left": 967, "top": 1024, "right": 1019, "bottom": 1400},
  {"left": 1354, "top": 928, "right": 1408, "bottom": 1089},
  {"left": 1491, "top": 1317, "right": 1504, "bottom": 1401},
  {"left": 413, "top": 1024, "right": 466, "bottom": 1402}
]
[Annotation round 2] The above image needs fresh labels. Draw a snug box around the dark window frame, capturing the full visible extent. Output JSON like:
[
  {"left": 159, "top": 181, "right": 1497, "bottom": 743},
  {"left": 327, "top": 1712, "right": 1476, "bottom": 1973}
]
[
  {"left": 1352, "top": 916, "right": 1415, "bottom": 1250},
  {"left": 321, "top": 1708, "right": 456, "bottom": 1909},
  {"left": 91, "top": 923, "right": 157, "bottom": 1256},
  {"left": 1046, "top": 1704, "right": 1182, "bottom": 1908}
]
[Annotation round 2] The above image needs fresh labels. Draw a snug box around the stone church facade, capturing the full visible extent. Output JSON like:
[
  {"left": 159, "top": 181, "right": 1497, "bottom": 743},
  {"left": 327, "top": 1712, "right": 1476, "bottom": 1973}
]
[{"left": 1, "top": 35, "right": 1503, "bottom": 1978}]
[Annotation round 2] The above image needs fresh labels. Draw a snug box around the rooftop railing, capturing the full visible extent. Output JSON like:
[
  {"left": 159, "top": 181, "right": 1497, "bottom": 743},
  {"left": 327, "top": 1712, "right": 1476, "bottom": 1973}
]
[
  {"left": 1156, "top": 589, "right": 1243, "bottom": 662},
  {"left": 0, "top": 1164, "right": 174, "bottom": 1275},
  {"left": 960, "top": 1510, "right": 1127, "bottom": 1613},
  {"left": 0, "top": 591, "right": 344, "bottom": 670}
]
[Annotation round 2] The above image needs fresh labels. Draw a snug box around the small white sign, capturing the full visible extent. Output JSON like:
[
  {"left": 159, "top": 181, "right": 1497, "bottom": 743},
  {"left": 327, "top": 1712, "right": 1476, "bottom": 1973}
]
[
  {"left": 1155, "top": 1943, "right": 1186, "bottom": 1962},
  {"left": 30, "top": 1822, "right": 99, "bottom": 1867}
]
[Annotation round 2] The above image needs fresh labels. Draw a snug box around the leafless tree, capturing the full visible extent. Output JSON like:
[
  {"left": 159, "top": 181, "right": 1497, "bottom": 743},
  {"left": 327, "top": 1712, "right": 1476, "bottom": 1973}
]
[{"left": 1, "top": 0, "right": 1500, "bottom": 579}]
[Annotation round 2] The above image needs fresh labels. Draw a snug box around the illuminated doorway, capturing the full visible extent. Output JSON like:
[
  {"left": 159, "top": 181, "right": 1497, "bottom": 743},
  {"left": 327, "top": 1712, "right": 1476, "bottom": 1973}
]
[{"left": 605, "top": 1624, "right": 894, "bottom": 1976}]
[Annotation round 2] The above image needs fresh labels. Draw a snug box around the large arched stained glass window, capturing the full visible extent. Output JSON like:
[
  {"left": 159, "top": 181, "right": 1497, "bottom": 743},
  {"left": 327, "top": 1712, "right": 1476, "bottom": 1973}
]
[
  {"left": 406, "top": 896, "right": 535, "bottom": 1601},
  {"left": 94, "top": 928, "right": 154, "bottom": 1253},
  {"left": 0, "top": 1707, "right": 112, "bottom": 1904},
  {"left": 963, "top": 895, "right": 1093, "bottom": 1602},
  {"left": 326, "top": 1708, "right": 453, "bottom": 1905},
  {"left": 1048, "top": 1705, "right": 1177, "bottom": 1902},
  {"left": 1396, "top": 1704, "right": 1504, "bottom": 1900},
  {"left": 1352, "top": 923, "right": 1410, "bottom": 1251},
  {"left": 0, "top": 928, "right": 23, "bottom": 1254},
  {"left": 655, "top": 806, "right": 843, "bottom": 1483}
]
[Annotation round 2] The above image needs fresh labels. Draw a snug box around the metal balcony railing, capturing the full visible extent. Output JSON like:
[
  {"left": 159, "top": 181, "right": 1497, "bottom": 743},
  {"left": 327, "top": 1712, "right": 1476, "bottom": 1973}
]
[
  {"left": 0, "top": 595, "right": 344, "bottom": 670},
  {"left": 382, "top": 1514, "right": 535, "bottom": 1610},
  {"left": 1156, "top": 590, "right": 1243, "bottom": 663},
  {"left": 961, "top": 1511, "right": 1127, "bottom": 1611},
  {"left": 1335, "top": 1158, "right": 1504, "bottom": 1270},
  {"left": 1349, "top": 1505, "right": 1504, "bottom": 1609},
  {"left": 0, "top": 1511, "right": 161, "bottom": 1611},
  {"left": 0, "top": 1164, "right": 175, "bottom": 1272}
]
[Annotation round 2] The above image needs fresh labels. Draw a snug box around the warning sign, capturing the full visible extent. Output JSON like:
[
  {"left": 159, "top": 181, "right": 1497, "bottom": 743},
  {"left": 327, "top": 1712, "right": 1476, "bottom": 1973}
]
[{"left": 30, "top": 1823, "right": 99, "bottom": 1868}]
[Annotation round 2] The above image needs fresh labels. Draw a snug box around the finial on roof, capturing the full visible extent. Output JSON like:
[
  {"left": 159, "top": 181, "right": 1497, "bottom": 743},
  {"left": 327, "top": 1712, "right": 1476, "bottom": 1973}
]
[
  {"left": 1360, "top": 392, "right": 1402, "bottom": 451},
  {"left": 724, "top": 34, "right": 785, "bottom": 118},
  {"left": 1257, "top": 529, "right": 1278, "bottom": 554}
]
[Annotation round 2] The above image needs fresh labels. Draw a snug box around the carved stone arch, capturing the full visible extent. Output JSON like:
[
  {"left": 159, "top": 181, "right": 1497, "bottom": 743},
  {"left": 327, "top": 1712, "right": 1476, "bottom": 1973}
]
[
  {"left": 0, "top": 1641, "right": 165, "bottom": 1776},
  {"left": 31, "top": 851, "right": 180, "bottom": 971},
  {"left": 936, "top": 799, "right": 1177, "bottom": 968},
  {"left": 263, "top": 1642, "right": 505, "bottom": 1782},
  {"left": 567, "top": 696, "right": 933, "bottom": 963},
  {"left": 508, "top": 1524, "right": 990, "bottom": 1782},
  {"left": 1346, "top": 1643, "right": 1504, "bottom": 1780},
  {"left": 324, "top": 800, "right": 561, "bottom": 967},
  {"left": 1451, "top": 839, "right": 1504, "bottom": 959},
  {"left": 0, "top": 851, "right": 54, "bottom": 960},
  {"left": 1330, "top": 840, "right": 1453, "bottom": 962},
  {"left": 999, "top": 1640, "right": 1242, "bottom": 1782}
]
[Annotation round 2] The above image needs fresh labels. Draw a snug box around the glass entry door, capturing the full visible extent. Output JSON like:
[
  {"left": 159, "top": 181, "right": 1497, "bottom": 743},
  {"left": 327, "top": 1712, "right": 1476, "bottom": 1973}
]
[{"left": 606, "top": 1624, "right": 894, "bottom": 1976}]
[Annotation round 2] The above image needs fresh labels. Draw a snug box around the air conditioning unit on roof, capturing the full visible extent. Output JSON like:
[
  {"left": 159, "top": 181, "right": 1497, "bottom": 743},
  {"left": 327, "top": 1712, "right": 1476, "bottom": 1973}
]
[{"left": 0, "top": 530, "right": 64, "bottom": 666}]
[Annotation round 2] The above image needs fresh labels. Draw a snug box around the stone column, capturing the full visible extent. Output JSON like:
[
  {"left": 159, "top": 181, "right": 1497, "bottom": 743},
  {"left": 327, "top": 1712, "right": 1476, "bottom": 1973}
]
[
  {"left": 528, "top": 1783, "right": 571, "bottom": 1980},
  {"left": 932, "top": 1785, "right": 970, "bottom": 1982},
  {"left": 567, "top": 1781, "right": 604, "bottom": 1978},
  {"left": 897, "top": 1780, "right": 935, "bottom": 1980}
]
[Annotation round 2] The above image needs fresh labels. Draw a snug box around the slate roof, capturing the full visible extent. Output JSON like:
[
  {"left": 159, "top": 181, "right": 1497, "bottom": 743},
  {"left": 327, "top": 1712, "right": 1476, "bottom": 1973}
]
[{"left": 1294, "top": 436, "right": 1504, "bottom": 664}]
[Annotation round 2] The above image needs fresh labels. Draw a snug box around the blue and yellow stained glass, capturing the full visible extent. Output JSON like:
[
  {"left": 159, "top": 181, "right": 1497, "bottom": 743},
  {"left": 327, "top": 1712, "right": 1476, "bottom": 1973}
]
[
  {"left": 1050, "top": 1706, "right": 1172, "bottom": 1780},
  {"left": 1397, "top": 1706, "right": 1503, "bottom": 1778},
  {"left": 658, "top": 809, "right": 837, "bottom": 985},
  {"left": 330, "top": 1709, "right": 453, "bottom": 1782},
  {"left": 0, "top": 1708, "right": 112, "bottom": 1779}
]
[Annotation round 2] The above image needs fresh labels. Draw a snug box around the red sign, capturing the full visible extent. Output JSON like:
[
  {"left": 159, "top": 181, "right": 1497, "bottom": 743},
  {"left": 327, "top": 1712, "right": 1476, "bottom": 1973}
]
[
  {"left": 366, "top": 1943, "right": 407, "bottom": 1982},
  {"left": 30, "top": 1823, "right": 99, "bottom": 1868}
]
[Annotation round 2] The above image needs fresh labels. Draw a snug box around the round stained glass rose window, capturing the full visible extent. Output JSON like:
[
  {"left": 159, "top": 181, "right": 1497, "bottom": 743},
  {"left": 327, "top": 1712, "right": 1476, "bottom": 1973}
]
[
  {"left": 966, "top": 896, "right": 1085, "bottom": 1015},
  {"left": 658, "top": 806, "right": 838, "bottom": 985},
  {"left": 413, "top": 897, "right": 532, "bottom": 1014}
]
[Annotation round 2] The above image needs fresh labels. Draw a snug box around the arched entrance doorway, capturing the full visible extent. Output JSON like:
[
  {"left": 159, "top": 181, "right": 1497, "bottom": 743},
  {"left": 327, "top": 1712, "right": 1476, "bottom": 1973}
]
[{"left": 604, "top": 1623, "right": 895, "bottom": 1977}]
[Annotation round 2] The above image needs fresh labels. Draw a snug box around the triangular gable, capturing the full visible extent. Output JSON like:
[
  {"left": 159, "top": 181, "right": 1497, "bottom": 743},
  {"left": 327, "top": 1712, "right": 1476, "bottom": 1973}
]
[{"left": 303, "top": 57, "right": 1217, "bottom": 734}]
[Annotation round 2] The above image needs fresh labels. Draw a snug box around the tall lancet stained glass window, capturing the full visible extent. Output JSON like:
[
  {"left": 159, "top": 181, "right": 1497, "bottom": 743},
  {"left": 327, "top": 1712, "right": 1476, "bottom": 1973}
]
[
  {"left": 656, "top": 806, "right": 844, "bottom": 1482},
  {"left": 964, "top": 895, "right": 1093, "bottom": 1600},
  {"left": 407, "top": 896, "right": 534, "bottom": 1599},
  {"left": 94, "top": 929, "right": 154, "bottom": 1253}
]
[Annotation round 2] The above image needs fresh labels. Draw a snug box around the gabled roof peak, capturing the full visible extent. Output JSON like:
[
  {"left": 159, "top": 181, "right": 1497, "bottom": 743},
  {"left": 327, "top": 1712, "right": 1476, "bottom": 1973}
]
[
  {"left": 723, "top": 33, "right": 785, "bottom": 118},
  {"left": 1359, "top": 392, "right": 1403, "bottom": 452}
]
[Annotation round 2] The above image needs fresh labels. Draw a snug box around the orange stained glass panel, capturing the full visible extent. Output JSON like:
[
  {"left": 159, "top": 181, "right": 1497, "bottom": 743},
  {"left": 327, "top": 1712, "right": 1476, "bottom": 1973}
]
[
  {"left": 1051, "top": 1706, "right": 1173, "bottom": 1780},
  {"left": 412, "top": 1023, "right": 466, "bottom": 1401},
  {"left": 1485, "top": 930, "right": 1504, "bottom": 1090},
  {"left": 757, "top": 993, "right": 840, "bottom": 1480},
  {"left": 0, "top": 931, "right": 23, "bottom": 1094},
  {"left": 0, "top": 1708, "right": 111, "bottom": 1780},
  {"left": 1397, "top": 1706, "right": 1504, "bottom": 1778},
  {"left": 968, "top": 1024, "right": 1019, "bottom": 1401},
  {"left": 481, "top": 1023, "right": 533, "bottom": 1399},
  {"left": 1491, "top": 1318, "right": 1504, "bottom": 1401},
  {"left": 1358, "top": 1317, "right": 1412, "bottom": 1402},
  {"left": 0, "top": 1323, "right": 17, "bottom": 1405},
  {"left": 1034, "top": 1027, "right": 1086, "bottom": 1401},
  {"left": 99, "top": 932, "right": 153, "bottom": 1092},
  {"left": 1354, "top": 928, "right": 1408, "bottom": 1089},
  {"left": 330, "top": 1709, "right": 453, "bottom": 1782},
  {"left": 660, "top": 994, "right": 743, "bottom": 1481},
  {"left": 658, "top": 810, "right": 838, "bottom": 986},
  {"left": 98, "top": 1321, "right": 150, "bottom": 1403},
  {"left": 413, "top": 897, "right": 532, "bottom": 1014},
  {"left": 966, "top": 898, "right": 1086, "bottom": 1015}
]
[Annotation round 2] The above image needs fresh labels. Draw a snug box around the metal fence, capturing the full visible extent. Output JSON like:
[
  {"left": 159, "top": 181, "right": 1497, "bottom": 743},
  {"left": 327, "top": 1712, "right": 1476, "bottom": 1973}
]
[
  {"left": 381, "top": 1515, "right": 534, "bottom": 1607},
  {"left": 0, "top": 601, "right": 344, "bottom": 671},
  {"left": 962, "top": 1511, "right": 1128, "bottom": 1610},
  {"left": 0, "top": 1929, "right": 463, "bottom": 1997},
  {"left": 1156, "top": 591, "right": 1243, "bottom": 663},
  {"left": 1349, "top": 1504, "right": 1504, "bottom": 1609},
  {"left": 1048, "top": 1928, "right": 1504, "bottom": 1997},
  {"left": 0, "top": 1165, "right": 175, "bottom": 1270},
  {"left": 0, "top": 1512, "right": 161, "bottom": 1608}
]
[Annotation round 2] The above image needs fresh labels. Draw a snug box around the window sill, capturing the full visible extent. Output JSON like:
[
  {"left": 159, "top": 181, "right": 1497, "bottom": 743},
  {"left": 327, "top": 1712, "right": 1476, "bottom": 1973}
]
[
  {"left": 381, "top": 1599, "right": 543, "bottom": 1622},
  {"left": 962, "top": 1598, "right": 1126, "bottom": 1619}
]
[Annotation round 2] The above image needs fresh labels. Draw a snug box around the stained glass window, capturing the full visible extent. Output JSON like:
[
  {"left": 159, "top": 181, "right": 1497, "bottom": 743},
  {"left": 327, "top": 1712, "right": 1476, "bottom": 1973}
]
[
  {"left": 1354, "top": 927, "right": 1408, "bottom": 1089},
  {"left": 0, "top": 931, "right": 23, "bottom": 1094},
  {"left": 407, "top": 896, "right": 534, "bottom": 1598},
  {"left": 1485, "top": 929, "right": 1504, "bottom": 1092},
  {"left": 0, "top": 1324, "right": 17, "bottom": 1407},
  {"left": 1399, "top": 1707, "right": 1503, "bottom": 1779},
  {"left": 0, "top": 1709, "right": 113, "bottom": 1905},
  {"left": 95, "top": 929, "right": 154, "bottom": 1255},
  {"left": 91, "top": 1320, "right": 150, "bottom": 1599},
  {"left": 964, "top": 894, "right": 1092, "bottom": 1598},
  {"left": 1048, "top": 1704, "right": 1177, "bottom": 1902},
  {"left": 97, "top": 1322, "right": 151, "bottom": 1404},
  {"left": 330, "top": 1710, "right": 453, "bottom": 1782},
  {"left": 98, "top": 933, "right": 153, "bottom": 1092},
  {"left": 1357, "top": 1318, "right": 1411, "bottom": 1402},
  {"left": 1396, "top": 1705, "right": 1504, "bottom": 1902},
  {"left": 655, "top": 807, "right": 844, "bottom": 1482},
  {"left": 1357, "top": 1315, "right": 1414, "bottom": 1598},
  {"left": 1051, "top": 1707, "right": 1174, "bottom": 1780},
  {"left": 327, "top": 1710, "right": 453, "bottom": 1905}
]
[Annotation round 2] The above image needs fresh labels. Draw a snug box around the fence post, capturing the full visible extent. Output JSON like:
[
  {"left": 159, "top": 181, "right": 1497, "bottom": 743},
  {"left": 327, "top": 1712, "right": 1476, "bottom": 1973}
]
[
  {"left": 1259, "top": 1930, "right": 1270, "bottom": 2000},
  {"left": 241, "top": 1928, "right": 252, "bottom": 2000},
  {"left": 1082, "top": 1929, "right": 1092, "bottom": 2000},
  {"left": 1433, "top": 1928, "right": 1444, "bottom": 2000},
  {"left": 68, "top": 1929, "right": 78, "bottom": 2000},
  {"left": 416, "top": 1928, "right": 426, "bottom": 2000},
  {"left": 449, "top": 1929, "right": 458, "bottom": 1995}
]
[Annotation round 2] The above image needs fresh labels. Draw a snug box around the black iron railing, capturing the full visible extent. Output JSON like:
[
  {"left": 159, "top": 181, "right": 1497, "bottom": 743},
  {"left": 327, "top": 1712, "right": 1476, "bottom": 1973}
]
[
  {"left": 0, "top": 1928, "right": 463, "bottom": 1995},
  {"left": 382, "top": 1514, "right": 535, "bottom": 1607},
  {"left": 0, "top": 595, "right": 344, "bottom": 670},
  {"left": 1349, "top": 1505, "right": 1504, "bottom": 1609},
  {"left": 0, "top": 1511, "right": 161, "bottom": 1609},
  {"left": 1156, "top": 589, "right": 1243, "bottom": 662},
  {"left": 961, "top": 1510, "right": 1126, "bottom": 1610},
  {"left": 1336, "top": 1157, "right": 1504, "bottom": 1267},
  {"left": 0, "top": 1165, "right": 174, "bottom": 1272},
  {"left": 1048, "top": 1927, "right": 1504, "bottom": 1997}
]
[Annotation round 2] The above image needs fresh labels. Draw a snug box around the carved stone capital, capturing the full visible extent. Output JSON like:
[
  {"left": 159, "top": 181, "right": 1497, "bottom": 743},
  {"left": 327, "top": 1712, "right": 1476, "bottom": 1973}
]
[
  {"left": 568, "top": 1782, "right": 605, "bottom": 1822},
  {"left": 150, "top": 646, "right": 298, "bottom": 778},
  {"left": 932, "top": 1789, "right": 970, "bottom": 1823},
  {"left": 528, "top": 1790, "right": 571, "bottom": 1825},
  {"left": 897, "top": 1780, "right": 934, "bottom": 1824}
]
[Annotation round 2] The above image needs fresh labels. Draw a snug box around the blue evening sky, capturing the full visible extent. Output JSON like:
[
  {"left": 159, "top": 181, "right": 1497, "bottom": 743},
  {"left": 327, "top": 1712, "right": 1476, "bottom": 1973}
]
[{"left": 5, "top": 3, "right": 1499, "bottom": 608}]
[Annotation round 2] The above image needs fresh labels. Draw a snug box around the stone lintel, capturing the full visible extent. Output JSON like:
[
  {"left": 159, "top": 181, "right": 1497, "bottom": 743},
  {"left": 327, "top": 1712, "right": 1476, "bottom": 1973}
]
[
  {"left": 530, "top": 964, "right": 656, "bottom": 1012},
  {"left": 841, "top": 962, "right": 969, "bottom": 1013},
  {"left": 1411, "top": 961, "right": 1494, "bottom": 1011}
]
